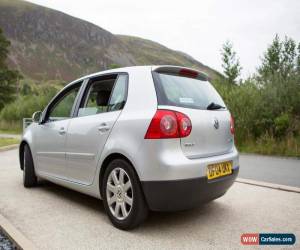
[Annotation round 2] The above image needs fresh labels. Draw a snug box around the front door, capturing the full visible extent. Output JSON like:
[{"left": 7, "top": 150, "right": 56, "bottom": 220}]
[
  {"left": 65, "top": 74, "right": 128, "bottom": 184},
  {"left": 35, "top": 83, "right": 82, "bottom": 179}
]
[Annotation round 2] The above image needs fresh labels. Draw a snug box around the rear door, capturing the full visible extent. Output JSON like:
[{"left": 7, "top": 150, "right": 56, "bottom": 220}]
[
  {"left": 64, "top": 74, "right": 128, "bottom": 185},
  {"left": 153, "top": 69, "right": 234, "bottom": 158}
]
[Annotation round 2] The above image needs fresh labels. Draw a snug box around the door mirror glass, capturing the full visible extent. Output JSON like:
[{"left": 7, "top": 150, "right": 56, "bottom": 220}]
[{"left": 32, "top": 111, "right": 42, "bottom": 123}]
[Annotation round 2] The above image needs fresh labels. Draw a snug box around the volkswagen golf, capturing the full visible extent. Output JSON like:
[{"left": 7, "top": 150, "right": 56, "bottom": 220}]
[{"left": 20, "top": 66, "right": 239, "bottom": 230}]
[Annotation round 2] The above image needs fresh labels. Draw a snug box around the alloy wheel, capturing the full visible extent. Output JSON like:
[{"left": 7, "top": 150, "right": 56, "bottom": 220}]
[{"left": 106, "top": 168, "right": 133, "bottom": 220}]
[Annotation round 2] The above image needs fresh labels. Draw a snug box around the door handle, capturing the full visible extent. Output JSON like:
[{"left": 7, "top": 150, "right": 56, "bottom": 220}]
[
  {"left": 58, "top": 127, "right": 66, "bottom": 135},
  {"left": 98, "top": 123, "right": 110, "bottom": 133}
]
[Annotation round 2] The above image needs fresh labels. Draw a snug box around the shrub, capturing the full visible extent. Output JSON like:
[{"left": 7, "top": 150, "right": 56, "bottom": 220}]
[{"left": 274, "top": 113, "right": 290, "bottom": 137}]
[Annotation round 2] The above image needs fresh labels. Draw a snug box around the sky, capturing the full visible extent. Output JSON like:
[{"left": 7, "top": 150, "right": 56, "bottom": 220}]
[{"left": 28, "top": 0, "right": 300, "bottom": 78}]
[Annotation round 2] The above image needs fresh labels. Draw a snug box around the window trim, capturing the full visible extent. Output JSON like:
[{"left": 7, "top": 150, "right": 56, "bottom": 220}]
[{"left": 74, "top": 72, "right": 129, "bottom": 117}]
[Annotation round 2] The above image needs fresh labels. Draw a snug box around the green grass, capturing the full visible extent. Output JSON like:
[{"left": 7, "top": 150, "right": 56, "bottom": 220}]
[
  {"left": 0, "top": 121, "right": 22, "bottom": 134},
  {"left": 0, "top": 129, "right": 21, "bottom": 134},
  {"left": 0, "top": 138, "right": 20, "bottom": 147},
  {"left": 237, "top": 135, "right": 300, "bottom": 158}
]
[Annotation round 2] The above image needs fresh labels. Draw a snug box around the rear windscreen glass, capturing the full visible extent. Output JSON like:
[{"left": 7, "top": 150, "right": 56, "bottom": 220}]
[{"left": 153, "top": 72, "right": 226, "bottom": 110}]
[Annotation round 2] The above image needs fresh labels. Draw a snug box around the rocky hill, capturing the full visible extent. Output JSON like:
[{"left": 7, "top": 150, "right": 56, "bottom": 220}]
[{"left": 0, "top": 0, "right": 220, "bottom": 82}]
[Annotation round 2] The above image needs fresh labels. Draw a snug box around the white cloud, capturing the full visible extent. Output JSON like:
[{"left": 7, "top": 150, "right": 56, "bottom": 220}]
[{"left": 28, "top": 0, "right": 300, "bottom": 77}]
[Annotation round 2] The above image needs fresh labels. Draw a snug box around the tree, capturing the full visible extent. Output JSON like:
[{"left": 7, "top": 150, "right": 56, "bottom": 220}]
[
  {"left": 257, "top": 34, "right": 300, "bottom": 126},
  {"left": 258, "top": 34, "right": 298, "bottom": 79},
  {"left": 297, "top": 42, "right": 300, "bottom": 75},
  {"left": 221, "top": 41, "right": 242, "bottom": 84},
  {"left": 0, "top": 27, "right": 21, "bottom": 110}
]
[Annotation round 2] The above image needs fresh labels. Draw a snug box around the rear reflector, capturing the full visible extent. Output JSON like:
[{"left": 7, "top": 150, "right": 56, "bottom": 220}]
[
  {"left": 145, "top": 110, "right": 192, "bottom": 139},
  {"left": 230, "top": 115, "right": 235, "bottom": 135},
  {"left": 179, "top": 68, "right": 198, "bottom": 78}
]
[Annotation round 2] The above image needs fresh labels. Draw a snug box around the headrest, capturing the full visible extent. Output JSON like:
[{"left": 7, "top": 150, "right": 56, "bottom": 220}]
[{"left": 96, "top": 90, "right": 110, "bottom": 106}]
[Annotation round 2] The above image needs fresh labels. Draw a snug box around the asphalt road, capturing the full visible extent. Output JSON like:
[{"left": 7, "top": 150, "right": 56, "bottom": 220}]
[
  {"left": 0, "top": 149, "right": 299, "bottom": 250},
  {"left": 239, "top": 154, "right": 300, "bottom": 187}
]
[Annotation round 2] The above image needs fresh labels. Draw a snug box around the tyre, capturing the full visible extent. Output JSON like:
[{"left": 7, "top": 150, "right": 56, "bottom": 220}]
[
  {"left": 102, "top": 159, "right": 148, "bottom": 230},
  {"left": 23, "top": 144, "right": 37, "bottom": 188}
]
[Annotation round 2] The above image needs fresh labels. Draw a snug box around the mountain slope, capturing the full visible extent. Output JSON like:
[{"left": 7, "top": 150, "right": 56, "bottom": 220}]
[
  {"left": 117, "top": 35, "right": 218, "bottom": 78},
  {"left": 0, "top": 0, "right": 220, "bottom": 82}
]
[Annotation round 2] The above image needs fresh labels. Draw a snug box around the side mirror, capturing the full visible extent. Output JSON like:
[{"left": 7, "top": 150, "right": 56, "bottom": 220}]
[{"left": 32, "top": 111, "right": 42, "bottom": 123}]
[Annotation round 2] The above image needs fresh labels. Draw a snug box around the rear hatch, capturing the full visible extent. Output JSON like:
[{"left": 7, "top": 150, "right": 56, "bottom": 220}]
[{"left": 152, "top": 66, "right": 234, "bottom": 158}]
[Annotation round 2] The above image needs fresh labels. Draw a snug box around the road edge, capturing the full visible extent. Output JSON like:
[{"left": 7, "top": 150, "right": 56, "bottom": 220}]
[
  {"left": 0, "top": 213, "right": 38, "bottom": 250},
  {"left": 0, "top": 144, "right": 19, "bottom": 152},
  {"left": 236, "top": 178, "right": 300, "bottom": 193}
]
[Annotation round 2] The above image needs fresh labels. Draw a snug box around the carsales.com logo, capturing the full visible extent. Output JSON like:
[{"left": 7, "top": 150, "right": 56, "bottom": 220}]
[{"left": 241, "top": 233, "right": 296, "bottom": 245}]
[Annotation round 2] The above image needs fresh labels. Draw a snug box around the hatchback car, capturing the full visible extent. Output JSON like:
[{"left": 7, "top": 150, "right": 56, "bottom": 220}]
[{"left": 20, "top": 66, "right": 239, "bottom": 230}]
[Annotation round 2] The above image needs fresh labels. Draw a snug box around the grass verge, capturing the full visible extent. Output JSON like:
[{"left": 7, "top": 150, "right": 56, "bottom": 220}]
[
  {"left": 237, "top": 135, "right": 300, "bottom": 158},
  {"left": 0, "top": 121, "right": 22, "bottom": 134},
  {"left": 0, "top": 138, "right": 20, "bottom": 147}
]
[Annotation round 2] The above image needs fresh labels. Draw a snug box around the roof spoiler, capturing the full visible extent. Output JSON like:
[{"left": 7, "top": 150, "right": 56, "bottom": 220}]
[{"left": 152, "top": 66, "right": 209, "bottom": 81}]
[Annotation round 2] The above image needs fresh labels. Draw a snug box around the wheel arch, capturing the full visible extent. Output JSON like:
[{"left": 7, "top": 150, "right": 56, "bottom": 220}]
[
  {"left": 99, "top": 153, "right": 140, "bottom": 197},
  {"left": 19, "top": 140, "right": 29, "bottom": 170}
]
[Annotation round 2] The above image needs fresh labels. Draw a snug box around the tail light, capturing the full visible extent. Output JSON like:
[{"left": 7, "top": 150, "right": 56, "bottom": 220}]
[
  {"left": 230, "top": 115, "right": 234, "bottom": 135},
  {"left": 145, "top": 110, "right": 192, "bottom": 139}
]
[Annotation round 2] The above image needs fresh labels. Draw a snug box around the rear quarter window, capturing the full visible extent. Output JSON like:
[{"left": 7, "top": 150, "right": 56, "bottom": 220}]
[{"left": 153, "top": 72, "right": 226, "bottom": 110}]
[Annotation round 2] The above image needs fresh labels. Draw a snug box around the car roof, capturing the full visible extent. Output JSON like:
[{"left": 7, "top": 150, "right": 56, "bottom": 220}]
[
  {"left": 69, "top": 66, "right": 152, "bottom": 84},
  {"left": 65, "top": 65, "right": 208, "bottom": 88}
]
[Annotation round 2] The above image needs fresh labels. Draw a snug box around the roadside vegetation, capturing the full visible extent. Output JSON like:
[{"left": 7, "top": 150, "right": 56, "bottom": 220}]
[
  {"left": 215, "top": 35, "right": 300, "bottom": 157},
  {"left": 0, "top": 137, "right": 20, "bottom": 147},
  {"left": 0, "top": 78, "right": 63, "bottom": 132},
  {"left": 0, "top": 27, "right": 299, "bottom": 156}
]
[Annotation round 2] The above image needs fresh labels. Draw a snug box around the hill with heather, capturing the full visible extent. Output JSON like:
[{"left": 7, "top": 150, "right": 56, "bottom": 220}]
[{"left": 0, "top": 0, "right": 220, "bottom": 82}]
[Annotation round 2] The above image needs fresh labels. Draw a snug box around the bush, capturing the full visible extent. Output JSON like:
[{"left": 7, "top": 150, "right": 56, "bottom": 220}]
[
  {"left": 213, "top": 71, "right": 300, "bottom": 157},
  {"left": 274, "top": 113, "right": 290, "bottom": 137},
  {"left": 0, "top": 83, "right": 58, "bottom": 129},
  {"left": 0, "top": 95, "right": 48, "bottom": 121}
]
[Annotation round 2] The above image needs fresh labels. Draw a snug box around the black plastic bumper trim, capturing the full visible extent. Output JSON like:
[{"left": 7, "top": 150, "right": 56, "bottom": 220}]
[{"left": 141, "top": 167, "right": 239, "bottom": 211}]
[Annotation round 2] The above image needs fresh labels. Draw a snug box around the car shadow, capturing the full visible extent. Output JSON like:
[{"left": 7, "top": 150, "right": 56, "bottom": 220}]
[
  {"left": 36, "top": 179, "right": 230, "bottom": 231},
  {"left": 37, "top": 179, "right": 105, "bottom": 213},
  {"left": 138, "top": 201, "right": 229, "bottom": 233}
]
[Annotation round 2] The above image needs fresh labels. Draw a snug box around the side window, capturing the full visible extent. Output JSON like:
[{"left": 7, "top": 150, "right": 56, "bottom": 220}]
[
  {"left": 48, "top": 84, "right": 81, "bottom": 121},
  {"left": 78, "top": 74, "right": 127, "bottom": 117},
  {"left": 108, "top": 75, "right": 127, "bottom": 112}
]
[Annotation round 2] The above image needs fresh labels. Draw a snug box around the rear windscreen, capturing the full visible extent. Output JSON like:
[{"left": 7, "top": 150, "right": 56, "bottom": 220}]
[{"left": 153, "top": 72, "right": 226, "bottom": 110}]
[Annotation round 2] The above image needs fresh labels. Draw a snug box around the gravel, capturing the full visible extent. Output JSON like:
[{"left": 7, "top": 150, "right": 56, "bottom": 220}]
[{"left": 0, "top": 231, "right": 17, "bottom": 250}]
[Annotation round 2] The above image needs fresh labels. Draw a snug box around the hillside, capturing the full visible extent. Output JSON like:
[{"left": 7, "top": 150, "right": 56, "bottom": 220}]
[
  {"left": 117, "top": 35, "right": 218, "bottom": 78},
  {"left": 0, "top": 0, "right": 220, "bottom": 82}
]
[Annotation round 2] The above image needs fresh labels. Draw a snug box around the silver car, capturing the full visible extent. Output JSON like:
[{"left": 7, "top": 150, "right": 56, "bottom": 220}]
[{"left": 20, "top": 66, "right": 239, "bottom": 230}]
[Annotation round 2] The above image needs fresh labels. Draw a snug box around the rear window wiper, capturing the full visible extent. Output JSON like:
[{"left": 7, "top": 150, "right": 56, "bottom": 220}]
[{"left": 207, "top": 102, "right": 225, "bottom": 110}]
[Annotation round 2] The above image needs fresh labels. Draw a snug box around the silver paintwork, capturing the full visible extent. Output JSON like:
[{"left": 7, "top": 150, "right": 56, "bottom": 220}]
[{"left": 21, "top": 65, "right": 239, "bottom": 200}]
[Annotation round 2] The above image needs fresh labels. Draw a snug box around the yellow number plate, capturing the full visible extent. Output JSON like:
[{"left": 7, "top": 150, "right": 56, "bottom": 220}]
[{"left": 206, "top": 161, "right": 232, "bottom": 180}]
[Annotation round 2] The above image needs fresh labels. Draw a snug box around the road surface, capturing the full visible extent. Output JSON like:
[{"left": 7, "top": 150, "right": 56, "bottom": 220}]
[
  {"left": 0, "top": 149, "right": 299, "bottom": 250},
  {"left": 239, "top": 154, "right": 300, "bottom": 187}
]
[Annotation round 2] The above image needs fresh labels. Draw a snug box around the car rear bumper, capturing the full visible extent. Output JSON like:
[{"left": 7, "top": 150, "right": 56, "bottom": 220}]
[
  {"left": 135, "top": 138, "right": 239, "bottom": 181},
  {"left": 141, "top": 166, "right": 239, "bottom": 211}
]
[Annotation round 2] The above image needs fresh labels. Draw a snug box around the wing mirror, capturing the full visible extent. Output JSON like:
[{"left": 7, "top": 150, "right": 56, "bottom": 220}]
[{"left": 32, "top": 111, "right": 42, "bottom": 123}]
